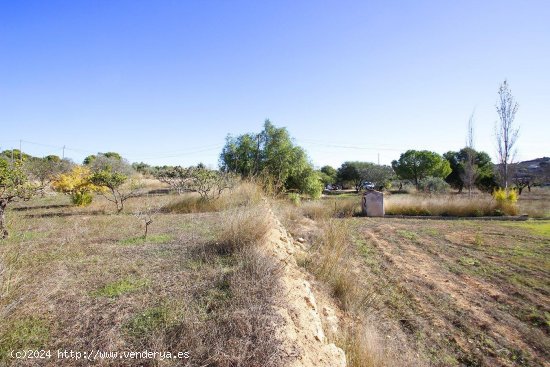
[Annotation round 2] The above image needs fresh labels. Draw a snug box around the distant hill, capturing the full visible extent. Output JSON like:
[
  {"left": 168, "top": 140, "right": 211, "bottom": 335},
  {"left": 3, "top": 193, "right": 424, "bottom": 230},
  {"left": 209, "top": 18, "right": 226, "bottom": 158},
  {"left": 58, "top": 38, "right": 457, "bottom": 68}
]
[{"left": 513, "top": 157, "right": 550, "bottom": 185}]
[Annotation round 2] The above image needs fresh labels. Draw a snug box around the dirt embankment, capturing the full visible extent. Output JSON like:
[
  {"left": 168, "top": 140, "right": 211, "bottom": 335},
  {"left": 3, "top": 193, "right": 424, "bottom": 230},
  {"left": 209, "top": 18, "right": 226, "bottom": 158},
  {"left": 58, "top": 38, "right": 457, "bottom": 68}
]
[{"left": 262, "top": 204, "right": 346, "bottom": 367}]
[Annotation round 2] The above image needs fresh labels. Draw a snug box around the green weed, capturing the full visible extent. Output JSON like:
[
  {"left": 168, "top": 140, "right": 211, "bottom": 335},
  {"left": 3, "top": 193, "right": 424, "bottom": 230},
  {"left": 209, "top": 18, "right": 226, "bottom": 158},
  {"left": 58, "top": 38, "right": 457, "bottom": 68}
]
[
  {"left": 0, "top": 317, "right": 50, "bottom": 361},
  {"left": 91, "top": 277, "right": 149, "bottom": 298},
  {"left": 397, "top": 230, "right": 419, "bottom": 241}
]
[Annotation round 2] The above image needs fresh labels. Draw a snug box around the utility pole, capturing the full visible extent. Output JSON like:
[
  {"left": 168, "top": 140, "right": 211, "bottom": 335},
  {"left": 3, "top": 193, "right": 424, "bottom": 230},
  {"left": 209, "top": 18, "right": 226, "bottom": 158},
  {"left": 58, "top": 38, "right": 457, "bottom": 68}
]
[
  {"left": 19, "top": 140, "right": 22, "bottom": 162},
  {"left": 378, "top": 153, "right": 380, "bottom": 165},
  {"left": 62, "top": 145, "right": 65, "bottom": 160}
]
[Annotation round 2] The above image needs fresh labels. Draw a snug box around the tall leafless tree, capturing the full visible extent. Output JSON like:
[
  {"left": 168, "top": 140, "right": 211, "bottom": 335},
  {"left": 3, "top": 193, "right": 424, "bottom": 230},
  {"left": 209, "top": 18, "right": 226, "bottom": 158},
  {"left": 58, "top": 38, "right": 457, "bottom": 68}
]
[
  {"left": 495, "top": 80, "right": 519, "bottom": 190},
  {"left": 461, "top": 112, "right": 478, "bottom": 197}
]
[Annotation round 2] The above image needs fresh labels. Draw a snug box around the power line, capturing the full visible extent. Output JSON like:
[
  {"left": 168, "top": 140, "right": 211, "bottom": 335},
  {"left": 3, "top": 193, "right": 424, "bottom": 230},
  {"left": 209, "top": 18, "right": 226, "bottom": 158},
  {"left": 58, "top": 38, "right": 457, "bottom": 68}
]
[
  {"left": 130, "top": 145, "right": 224, "bottom": 160},
  {"left": 7, "top": 139, "right": 224, "bottom": 161},
  {"left": 295, "top": 138, "right": 403, "bottom": 152}
]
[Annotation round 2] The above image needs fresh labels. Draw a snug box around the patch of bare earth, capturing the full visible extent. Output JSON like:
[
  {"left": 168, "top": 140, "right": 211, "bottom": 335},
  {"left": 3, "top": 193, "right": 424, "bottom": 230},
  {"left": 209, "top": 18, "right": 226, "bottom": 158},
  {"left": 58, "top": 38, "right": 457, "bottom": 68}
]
[{"left": 352, "top": 218, "right": 549, "bottom": 366}]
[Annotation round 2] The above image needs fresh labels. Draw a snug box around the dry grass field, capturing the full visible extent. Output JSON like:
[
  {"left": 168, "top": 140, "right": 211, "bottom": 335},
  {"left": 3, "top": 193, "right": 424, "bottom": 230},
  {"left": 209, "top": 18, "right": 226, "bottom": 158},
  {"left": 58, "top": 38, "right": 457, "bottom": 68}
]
[
  {"left": 276, "top": 194, "right": 550, "bottom": 367},
  {"left": 0, "top": 184, "right": 286, "bottom": 366},
  {"left": 1, "top": 182, "right": 549, "bottom": 367}
]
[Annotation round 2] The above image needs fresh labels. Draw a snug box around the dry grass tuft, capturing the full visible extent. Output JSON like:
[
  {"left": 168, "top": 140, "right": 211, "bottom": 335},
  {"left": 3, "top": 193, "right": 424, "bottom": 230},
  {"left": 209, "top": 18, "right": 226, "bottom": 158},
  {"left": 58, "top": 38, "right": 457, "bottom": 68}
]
[
  {"left": 338, "top": 322, "right": 422, "bottom": 367},
  {"left": 338, "top": 325, "right": 383, "bottom": 367},
  {"left": 173, "top": 249, "right": 284, "bottom": 367},
  {"left": 215, "top": 206, "right": 272, "bottom": 254},
  {"left": 385, "top": 194, "right": 518, "bottom": 216},
  {"left": 301, "top": 197, "right": 361, "bottom": 220},
  {"left": 306, "top": 220, "right": 365, "bottom": 312}
]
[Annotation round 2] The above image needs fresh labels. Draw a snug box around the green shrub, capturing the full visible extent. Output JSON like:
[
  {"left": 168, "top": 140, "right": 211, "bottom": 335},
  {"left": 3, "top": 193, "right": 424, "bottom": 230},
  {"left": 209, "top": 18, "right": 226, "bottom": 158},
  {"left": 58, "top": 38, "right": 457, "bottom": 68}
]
[
  {"left": 71, "top": 191, "right": 93, "bottom": 206},
  {"left": 288, "top": 193, "right": 301, "bottom": 206},
  {"left": 418, "top": 177, "right": 450, "bottom": 193}
]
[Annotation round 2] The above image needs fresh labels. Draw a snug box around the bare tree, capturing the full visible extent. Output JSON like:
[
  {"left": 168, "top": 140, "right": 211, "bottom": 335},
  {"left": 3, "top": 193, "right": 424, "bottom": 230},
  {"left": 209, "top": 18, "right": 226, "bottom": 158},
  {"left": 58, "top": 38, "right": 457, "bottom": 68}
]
[
  {"left": 154, "top": 165, "right": 236, "bottom": 200},
  {"left": 133, "top": 195, "right": 162, "bottom": 239},
  {"left": 495, "top": 80, "right": 519, "bottom": 190},
  {"left": 461, "top": 112, "right": 478, "bottom": 197},
  {"left": 154, "top": 166, "right": 196, "bottom": 194}
]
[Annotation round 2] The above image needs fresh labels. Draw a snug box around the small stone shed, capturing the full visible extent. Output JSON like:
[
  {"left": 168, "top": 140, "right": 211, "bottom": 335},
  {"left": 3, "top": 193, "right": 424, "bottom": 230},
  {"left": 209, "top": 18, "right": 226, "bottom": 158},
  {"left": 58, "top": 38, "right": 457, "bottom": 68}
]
[{"left": 361, "top": 190, "right": 384, "bottom": 217}]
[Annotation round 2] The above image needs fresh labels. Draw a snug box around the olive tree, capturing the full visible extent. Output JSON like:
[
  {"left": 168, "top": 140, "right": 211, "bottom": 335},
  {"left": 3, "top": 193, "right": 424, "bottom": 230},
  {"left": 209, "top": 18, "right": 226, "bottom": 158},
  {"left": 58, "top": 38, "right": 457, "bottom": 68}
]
[
  {"left": 0, "top": 159, "right": 37, "bottom": 238},
  {"left": 392, "top": 150, "right": 451, "bottom": 190},
  {"left": 24, "top": 156, "right": 73, "bottom": 196},
  {"left": 89, "top": 155, "right": 143, "bottom": 212},
  {"left": 154, "top": 166, "right": 198, "bottom": 194},
  {"left": 337, "top": 162, "right": 394, "bottom": 191},
  {"left": 154, "top": 165, "right": 236, "bottom": 200}
]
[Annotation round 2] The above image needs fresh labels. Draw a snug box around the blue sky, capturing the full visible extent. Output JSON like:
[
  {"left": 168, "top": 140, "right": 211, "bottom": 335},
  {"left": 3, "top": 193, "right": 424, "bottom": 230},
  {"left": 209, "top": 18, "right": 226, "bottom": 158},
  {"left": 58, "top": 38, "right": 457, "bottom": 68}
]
[{"left": 1, "top": 0, "right": 548, "bottom": 168}]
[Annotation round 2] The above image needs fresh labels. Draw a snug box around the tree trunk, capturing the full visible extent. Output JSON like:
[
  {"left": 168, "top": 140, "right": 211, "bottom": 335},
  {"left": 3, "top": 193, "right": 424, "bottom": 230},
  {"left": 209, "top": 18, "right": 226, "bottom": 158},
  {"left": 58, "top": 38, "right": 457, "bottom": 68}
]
[
  {"left": 0, "top": 200, "right": 8, "bottom": 239},
  {"left": 144, "top": 219, "right": 152, "bottom": 239},
  {"left": 504, "top": 164, "right": 509, "bottom": 191}
]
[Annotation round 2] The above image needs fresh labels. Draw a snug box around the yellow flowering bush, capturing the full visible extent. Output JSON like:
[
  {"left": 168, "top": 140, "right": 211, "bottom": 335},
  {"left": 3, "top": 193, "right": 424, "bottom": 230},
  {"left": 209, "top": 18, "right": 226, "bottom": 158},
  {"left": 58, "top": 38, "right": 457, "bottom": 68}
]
[{"left": 51, "top": 166, "right": 105, "bottom": 206}]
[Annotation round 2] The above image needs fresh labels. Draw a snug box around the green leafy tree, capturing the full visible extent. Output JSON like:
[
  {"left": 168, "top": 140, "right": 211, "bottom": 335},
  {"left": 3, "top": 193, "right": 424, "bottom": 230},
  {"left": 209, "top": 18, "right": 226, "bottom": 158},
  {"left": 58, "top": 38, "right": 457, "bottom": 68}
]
[
  {"left": 220, "top": 134, "right": 260, "bottom": 177},
  {"left": 0, "top": 159, "right": 38, "bottom": 238},
  {"left": 321, "top": 165, "right": 337, "bottom": 179},
  {"left": 336, "top": 161, "right": 361, "bottom": 190},
  {"left": 444, "top": 149, "right": 495, "bottom": 193},
  {"left": 317, "top": 171, "right": 333, "bottom": 186},
  {"left": 392, "top": 150, "right": 451, "bottom": 190},
  {"left": 337, "top": 161, "right": 394, "bottom": 191},
  {"left": 89, "top": 155, "right": 142, "bottom": 212},
  {"left": 318, "top": 165, "right": 337, "bottom": 186},
  {"left": 83, "top": 152, "right": 122, "bottom": 165},
  {"left": 220, "top": 120, "right": 322, "bottom": 198},
  {"left": 443, "top": 151, "right": 463, "bottom": 192},
  {"left": 24, "top": 157, "right": 73, "bottom": 195}
]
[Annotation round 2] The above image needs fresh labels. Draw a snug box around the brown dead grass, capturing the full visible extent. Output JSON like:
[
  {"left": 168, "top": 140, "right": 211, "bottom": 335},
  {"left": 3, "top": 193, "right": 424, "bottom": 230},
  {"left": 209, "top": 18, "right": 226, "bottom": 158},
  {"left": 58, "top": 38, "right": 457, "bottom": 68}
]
[
  {"left": 215, "top": 206, "right": 272, "bottom": 254},
  {"left": 301, "top": 197, "right": 361, "bottom": 220},
  {"left": 162, "top": 181, "right": 263, "bottom": 214},
  {"left": 0, "top": 182, "right": 284, "bottom": 367},
  {"left": 385, "top": 193, "right": 519, "bottom": 216},
  {"left": 517, "top": 186, "right": 550, "bottom": 218}
]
